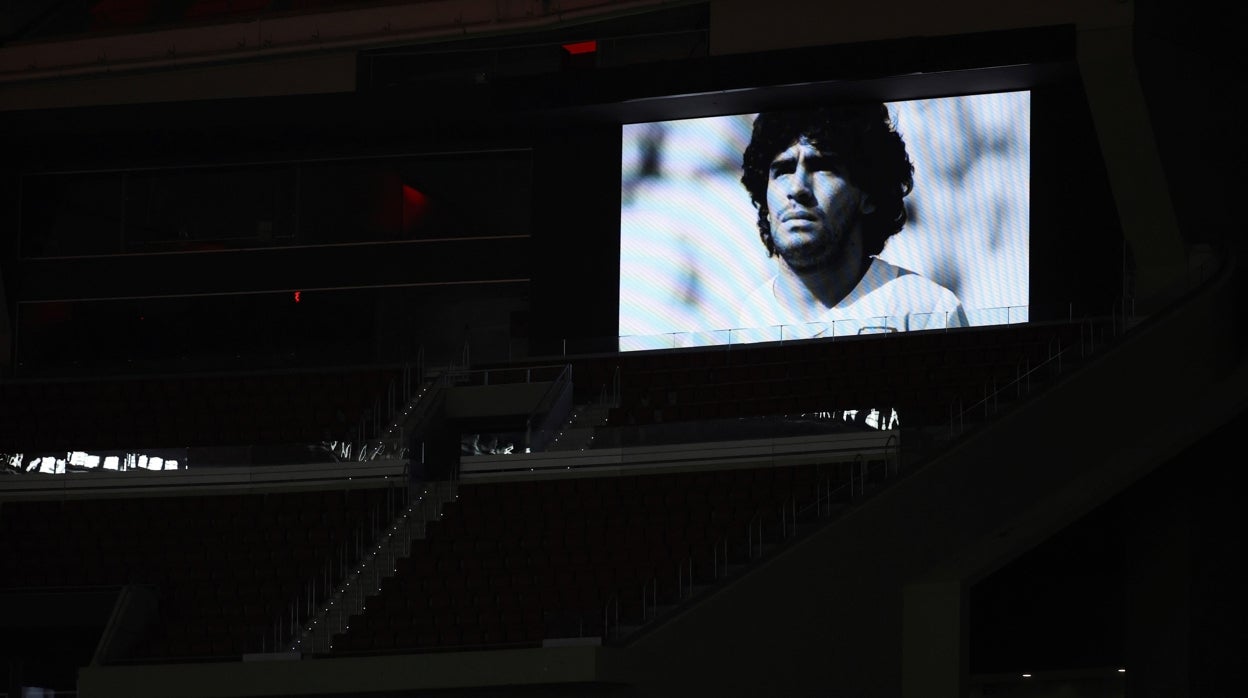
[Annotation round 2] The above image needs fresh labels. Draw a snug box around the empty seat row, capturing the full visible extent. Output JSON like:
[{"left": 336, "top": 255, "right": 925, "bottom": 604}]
[
  {"left": 0, "top": 367, "right": 406, "bottom": 452},
  {"left": 331, "top": 464, "right": 835, "bottom": 654},
  {"left": 0, "top": 485, "right": 398, "bottom": 660}
]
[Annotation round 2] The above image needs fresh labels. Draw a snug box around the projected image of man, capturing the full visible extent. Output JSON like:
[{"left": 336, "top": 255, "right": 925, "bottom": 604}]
[{"left": 737, "top": 103, "right": 969, "bottom": 336}]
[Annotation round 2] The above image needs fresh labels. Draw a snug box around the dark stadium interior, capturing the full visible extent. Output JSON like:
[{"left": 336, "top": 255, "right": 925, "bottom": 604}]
[{"left": 1, "top": 1, "right": 1244, "bottom": 697}]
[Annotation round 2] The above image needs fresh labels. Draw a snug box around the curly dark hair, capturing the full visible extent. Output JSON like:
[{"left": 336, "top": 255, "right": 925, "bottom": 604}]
[{"left": 741, "top": 103, "right": 914, "bottom": 258}]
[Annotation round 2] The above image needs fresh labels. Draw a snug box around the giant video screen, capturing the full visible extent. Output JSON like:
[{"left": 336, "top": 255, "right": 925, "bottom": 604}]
[{"left": 619, "top": 91, "right": 1030, "bottom": 351}]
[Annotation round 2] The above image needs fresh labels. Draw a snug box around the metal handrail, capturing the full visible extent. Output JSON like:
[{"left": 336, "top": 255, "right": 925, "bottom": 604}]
[
  {"left": 850, "top": 454, "right": 865, "bottom": 498},
  {"left": 746, "top": 511, "right": 762, "bottom": 561},
  {"left": 524, "top": 363, "right": 574, "bottom": 452},
  {"left": 264, "top": 478, "right": 421, "bottom": 654},
  {"left": 603, "top": 594, "right": 619, "bottom": 642},
  {"left": 641, "top": 577, "right": 657, "bottom": 623},
  {"left": 676, "top": 556, "right": 694, "bottom": 602},
  {"left": 950, "top": 346, "right": 1069, "bottom": 436},
  {"left": 614, "top": 469, "right": 867, "bottom": 644},
  {"left": 711, "top": 536, "right": 728, "bottom": 580},
  {"left": 612, "top": 365, "right": 622, "bottom": 406},
  {"left": 1015, "top": 356, "right": 1031, "bottom": 399},
  {"left": 883, "top": 433, "right": 899, "bottom": 478},
  {"left": 779, "top": 494, "right": 797, "bottom": 540},
  {"left": 944, "top": 319, "right": 1114, "bottom": 439}
]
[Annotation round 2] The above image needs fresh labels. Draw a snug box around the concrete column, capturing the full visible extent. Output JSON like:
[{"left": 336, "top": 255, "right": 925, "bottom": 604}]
[
  {"left": 1077, "top": 25, "right": 1188, "bottom": 312},
  {"left": 1124, "top": 492, "right": 1189, "bottom": 696},
  {"left": 903, "top": 579, "right": 969, "bottom": 698}
]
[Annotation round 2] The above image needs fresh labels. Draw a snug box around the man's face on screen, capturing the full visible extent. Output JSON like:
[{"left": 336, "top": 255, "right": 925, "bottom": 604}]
[{"left": 765, "top": 136, "right": 867, "bottom": 272}]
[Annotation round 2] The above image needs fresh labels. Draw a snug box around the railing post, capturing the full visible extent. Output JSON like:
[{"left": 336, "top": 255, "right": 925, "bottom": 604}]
[
  {"left": 604, "top": 596, "right": 617, "bottom": 642},
  {"left": 389, "top": 381, "right": 396, "bottom": 423},
  {"left": 613, "top": 365, "right": 621, "bottom": 406}
]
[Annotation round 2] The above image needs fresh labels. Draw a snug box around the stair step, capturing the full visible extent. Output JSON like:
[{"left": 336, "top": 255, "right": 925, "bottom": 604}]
[
  {"left": 541, "top": 401, "right": 614, "bottom": 451},
  {"left": 652, "top": 604, "right": 679, "bottom": 617},
  {"left": 294, "top": 484, "right": 456, "bottom": 653},
  {"left": 613, "top": 624, "right": 644, "bottom": 639}
]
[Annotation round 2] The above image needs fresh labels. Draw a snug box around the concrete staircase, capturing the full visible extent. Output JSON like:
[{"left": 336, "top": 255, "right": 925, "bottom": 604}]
[
  {"left": 543, "top": 401, "right": 613, "bottom": 452},
  {"left": 292, "top": 480, "right": 458, "bottom": 654}
]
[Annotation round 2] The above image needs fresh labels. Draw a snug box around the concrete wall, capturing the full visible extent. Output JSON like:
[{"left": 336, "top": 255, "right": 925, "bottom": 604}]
[{"left": 611, "top": 254, "right": 1239, "bottom": 696}]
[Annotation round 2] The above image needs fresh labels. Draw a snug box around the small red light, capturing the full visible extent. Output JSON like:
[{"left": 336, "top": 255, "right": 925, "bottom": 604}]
[
  {"left": 562, "top": 40, "right": 597, "bottom": 55},
  {"left": 294, "top": 291, "right": 301, "bottom": 303}
]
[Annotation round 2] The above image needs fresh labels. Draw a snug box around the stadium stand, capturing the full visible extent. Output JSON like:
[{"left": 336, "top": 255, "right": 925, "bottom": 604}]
[
  {"left": 1, "top": 1, "right": 1243, "bottom": 697},
  {"left": 0, "top": 486, "right": 405, "bottom": 659},
  {"left": 0, "top": 367, "right": 407, "bottom": 454},
  {"left": 329, "top": 464, "right": 834, "bottom": 653}
]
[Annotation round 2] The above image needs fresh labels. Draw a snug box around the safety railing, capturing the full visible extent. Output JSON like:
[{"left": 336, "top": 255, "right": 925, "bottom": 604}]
[
  {"left": 942, "top": 318, "right": 1110, "bottom": 441},
  {"left": 262, "top": 476, "right": 438, "bottom": 655},
  {"left": 603, "top": 436, "right": 903, "bottom": 645},
  {"left": 524, "top": 364, "right": 574, "bottom": 453},
  {"left": 598, "top": 309, "right": 1131, "bottom": 646},
  {"left": 616, "top": 305, "right": 1030, "bottom": 352}
]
